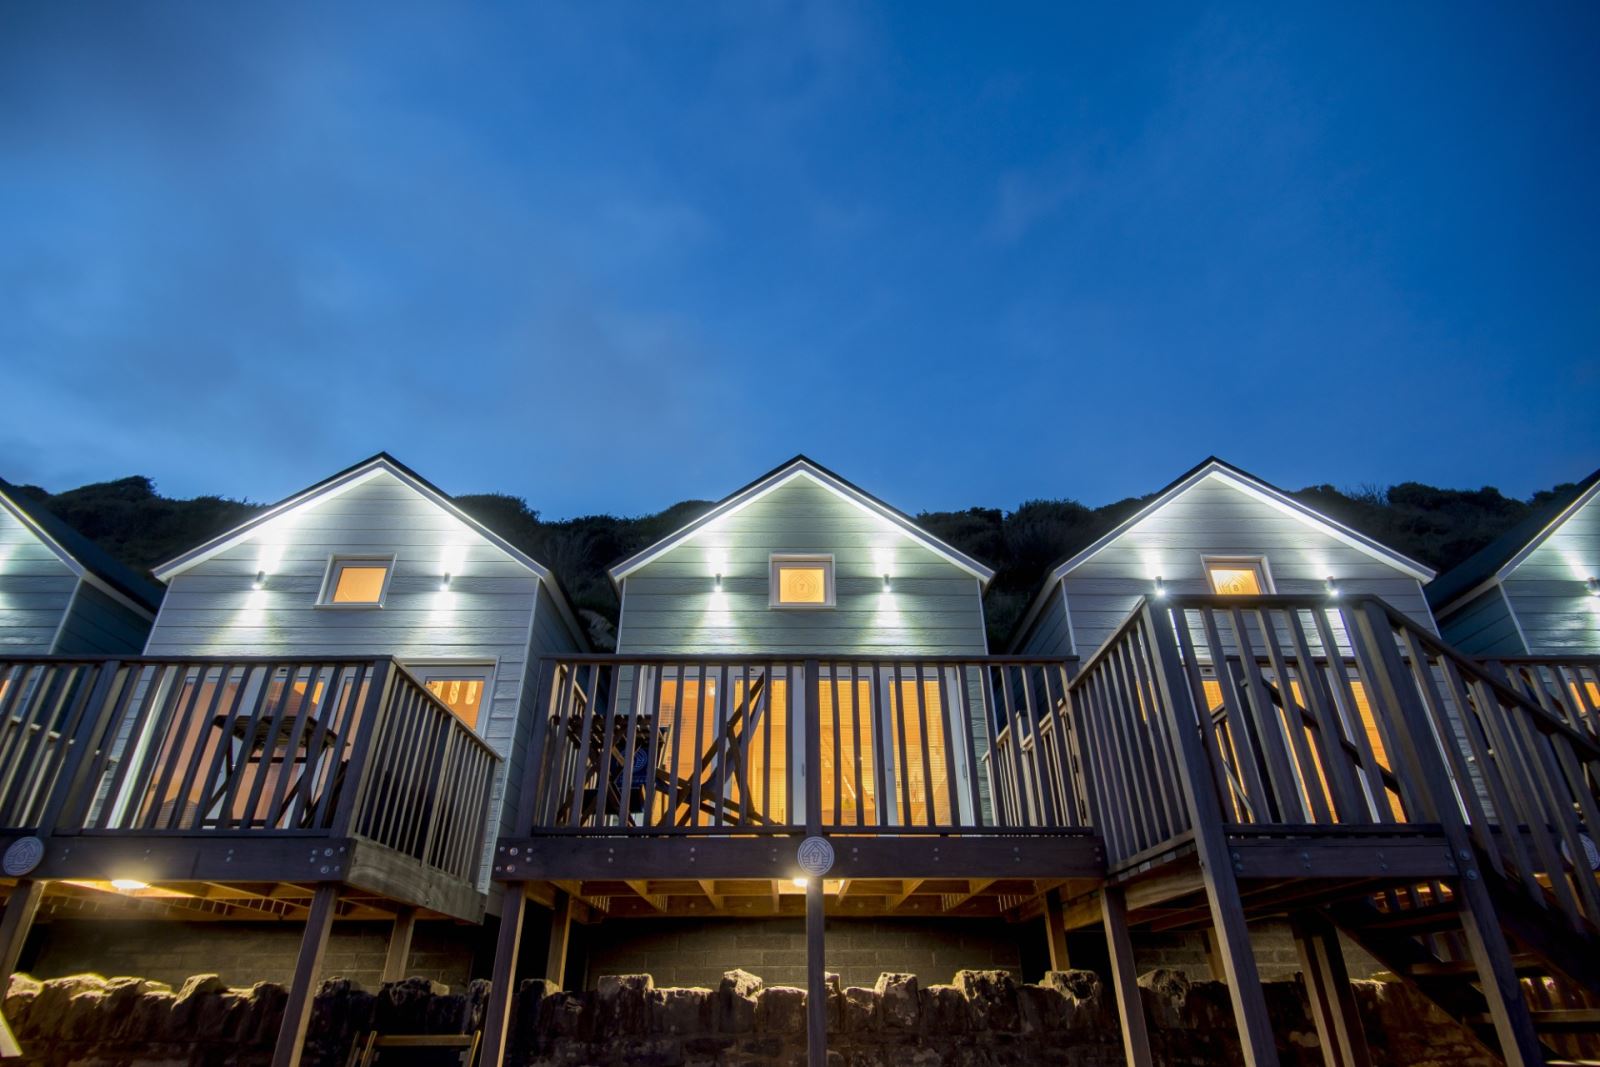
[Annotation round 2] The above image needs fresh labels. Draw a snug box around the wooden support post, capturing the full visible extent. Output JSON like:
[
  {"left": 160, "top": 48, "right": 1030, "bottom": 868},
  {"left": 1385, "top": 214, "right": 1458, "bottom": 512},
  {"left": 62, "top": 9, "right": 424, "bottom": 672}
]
[
  {"left": 1291, "top": 913, "right": 1371, "bottom": 1067},
  {"left": 381, "top": 906, "right": 417, "bottom": 984},
  {"left": 480, "top": 885, "right": 528, "bottom": 1067},
  {"left": 1204, "top": 929, "right": 1228, "bottom": 983},
  {"left": 0, "top": 879, "right": 45, "bottom": 988},
  {"left": 545, "top": 889, "right": 572, "bottom": 985},
  {"left": 805, "top": 876, "right": 826, "bottom": 1067},
  {"left": 1044, "top": 887, "right": 1071, "bottom": 972},
  {"left": 270, "top": 883, "right": 338, "bottom": 1067},
  {"left": 1102, "top": 888, "right": 1153, "bottom": 1067},
  {"left": 1141, "top": 603, "right": 1280, "bottom": 1067}
]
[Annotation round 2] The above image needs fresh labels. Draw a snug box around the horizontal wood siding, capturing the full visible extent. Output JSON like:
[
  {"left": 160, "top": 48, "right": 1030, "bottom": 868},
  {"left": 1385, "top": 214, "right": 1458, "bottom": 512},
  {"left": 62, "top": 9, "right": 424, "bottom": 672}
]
[
  {"left": 0, "top": 505, "right": 78, "bottom": 653},
  {"left": 1436, "top": 585, "right": 1526, "bottom": 657},
  {"left": 617, "top": 476, "right": 989, "bottom": 657},
  {"left": 1501, "top": 491, "right": 1600, "bottom": 654},
  {"left": 54, "top": 580, "right": 154, "bottom": 654},
  {"left": 1015, "top": 580, "right": 1073, "bottom": 658},
  {"left": 1060, "top": 474, "right": 1438, "bottom": 657},
  {"left": 144, "top": 470, "right": 558, "bottom": 886}
]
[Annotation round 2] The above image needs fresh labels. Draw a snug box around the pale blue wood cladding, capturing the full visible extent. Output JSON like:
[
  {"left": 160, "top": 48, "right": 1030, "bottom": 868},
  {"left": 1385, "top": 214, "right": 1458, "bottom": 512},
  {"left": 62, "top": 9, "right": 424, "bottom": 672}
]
[
  {"left": 1499, "top": 490, "right": 1600, "bottom": 654},
  {"left": 1436, "top": 586, "right": 1526, "bottom": 657},
  {"left": 56, "top": 581, "right": 153, "bottom": 654},
  {"left": 145, "top": 467, "right": 581, "bottom": 890},
  {"left": 1015, "top": 472, "right": 1436, "bottom": 659},
  {"left": 0, "top": 503, "right": 79, "bottom": 652},
  {"left": 617, "top": 475, "right": 989, "bottom": 656}
]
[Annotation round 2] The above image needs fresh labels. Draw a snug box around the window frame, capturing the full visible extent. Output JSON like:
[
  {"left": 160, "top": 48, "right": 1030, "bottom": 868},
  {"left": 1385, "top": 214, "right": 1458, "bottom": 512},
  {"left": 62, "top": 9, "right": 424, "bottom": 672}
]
[
  {"left": 317, "top": 554, "right": 397, "bottom": 609},
  {"left": 768, "top": 553, "right": 836, "bottom": 610},
  {"left": 1201, "top": 555, "right": 1275, "bottom": 596},
  {"left": 405, "top": 660, "right": 497, "bottom": 732}
]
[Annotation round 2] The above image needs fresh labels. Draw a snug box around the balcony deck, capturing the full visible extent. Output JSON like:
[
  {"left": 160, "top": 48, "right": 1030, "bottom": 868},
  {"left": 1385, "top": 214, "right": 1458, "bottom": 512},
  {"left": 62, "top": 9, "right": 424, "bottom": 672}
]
[
  {"left": 0, "top": 655, "right": 499, "bottom": 925},
  {"left": 493, "top": 653, "right": 1102, "bottom": 919}
]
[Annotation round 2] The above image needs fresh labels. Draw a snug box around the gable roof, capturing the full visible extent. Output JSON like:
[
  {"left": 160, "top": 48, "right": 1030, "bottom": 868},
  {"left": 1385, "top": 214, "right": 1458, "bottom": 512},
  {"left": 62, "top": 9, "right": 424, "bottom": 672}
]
[
  {"left": 0, "top": 478, "right": 165, "bottom": 617},
  {"left": 607, "top": 454, "right": 997, "bottom": 588},
  {"left": 152, "top": 452, "right": 586, "bottom": 643},
  {"left": 1008, "top": 456, "right": 1436, "bottom": 650},
  {"left": 1427, "top": 466, "right": 1600, "bottom": 614}
]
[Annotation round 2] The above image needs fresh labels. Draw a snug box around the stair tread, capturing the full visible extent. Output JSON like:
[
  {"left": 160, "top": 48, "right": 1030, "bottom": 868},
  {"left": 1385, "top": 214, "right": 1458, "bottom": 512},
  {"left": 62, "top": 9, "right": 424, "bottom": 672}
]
[{"left": 1404, "top": 954, "right": 1545, "bottom": 978}]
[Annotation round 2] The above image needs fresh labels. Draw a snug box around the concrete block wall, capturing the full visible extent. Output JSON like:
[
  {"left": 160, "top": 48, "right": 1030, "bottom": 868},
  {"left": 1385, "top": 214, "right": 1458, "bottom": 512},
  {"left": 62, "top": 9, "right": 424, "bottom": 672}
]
[
  {"left": 581, "top": 917, "right": 1024, "bottom": 990},
  {"left": 23, "top": 920, "right": 484, "bottom": 991}
]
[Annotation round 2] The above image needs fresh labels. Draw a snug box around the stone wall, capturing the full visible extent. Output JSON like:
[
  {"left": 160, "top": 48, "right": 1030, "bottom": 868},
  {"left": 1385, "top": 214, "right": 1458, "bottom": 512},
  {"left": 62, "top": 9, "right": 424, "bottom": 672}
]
[
  {"left": 23, "top": 919, "right": 481, "bottom": 991},
  {"left": 2, "top": 965, "right": 1493, "bottom": 1067}
]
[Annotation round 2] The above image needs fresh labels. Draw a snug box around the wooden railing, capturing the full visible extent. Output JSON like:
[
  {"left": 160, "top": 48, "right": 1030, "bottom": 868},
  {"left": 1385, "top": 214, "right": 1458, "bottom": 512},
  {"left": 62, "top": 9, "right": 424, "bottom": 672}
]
[
  {"left": 518, "top": 655, "right": 1082, "bottom": 836},
  {"left": 0, "top": 657, "right": 499, "bottom": 885},
  {"left": 1491, "top": 657, "right": 1600, "bottom": 745},
  {"left": 1078, "top": 595, "right": 1600, "bottom": 934}
]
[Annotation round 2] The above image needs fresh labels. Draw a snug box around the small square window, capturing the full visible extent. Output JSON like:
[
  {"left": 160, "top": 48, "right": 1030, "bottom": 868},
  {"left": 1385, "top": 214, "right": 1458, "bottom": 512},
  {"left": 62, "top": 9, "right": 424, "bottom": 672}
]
[
  {"left": 319, "top": 557, "right": 394, "bottom": 607},
  {"left": 770, "top": 555, "right": 835, "bottom": 608},
  {"left": 1203, "top": 557, "right": 1272, "bottom": 596}
]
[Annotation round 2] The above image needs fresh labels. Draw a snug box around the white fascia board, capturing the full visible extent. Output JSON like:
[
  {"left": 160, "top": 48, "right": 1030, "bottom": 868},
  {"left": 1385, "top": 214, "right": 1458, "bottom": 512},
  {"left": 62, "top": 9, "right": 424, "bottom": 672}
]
[
  {"left": 1047, "top": 464, "right": 1435, "bottom": 585},
  {"left": 608, "top": 462, "right": 995, "bottom": 587},
  {"left": 1496, "top": 477, "right": 1600, "bottom": 582}
]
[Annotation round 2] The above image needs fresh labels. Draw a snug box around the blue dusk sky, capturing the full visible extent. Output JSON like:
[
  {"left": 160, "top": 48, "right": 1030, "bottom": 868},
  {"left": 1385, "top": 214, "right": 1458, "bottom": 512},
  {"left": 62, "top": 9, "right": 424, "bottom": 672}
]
[{"left": 2, "top": 3, "right": 1596, "bottom": 517}]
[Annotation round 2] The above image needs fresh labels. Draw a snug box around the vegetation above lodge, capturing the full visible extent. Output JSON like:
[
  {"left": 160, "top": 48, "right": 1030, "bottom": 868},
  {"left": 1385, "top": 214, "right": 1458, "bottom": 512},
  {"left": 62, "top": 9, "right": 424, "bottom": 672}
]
[{"left": 4, "top": 470, "right": 1582, "bottom": 649}]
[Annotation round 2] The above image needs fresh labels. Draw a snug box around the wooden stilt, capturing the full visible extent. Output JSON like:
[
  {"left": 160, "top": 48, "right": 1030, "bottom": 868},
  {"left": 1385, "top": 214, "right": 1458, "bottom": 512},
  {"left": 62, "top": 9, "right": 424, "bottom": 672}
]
[
  {"left": 1204, "top": 928, "right": 1228, "bottom": 982},
  {"left": 805, "top": 876, "right": 826, "bottom": 1067},
  {"left": 545, "top": 889, "right": 572, "bottom": 985},
  {"left": 1102, "top": 888, "right": 1153, "bottom": 1067},
  {"left": 480, "top": 884, "right": 529, "bottom": 1067},
  {"left": 380, "top": 906, "right": 417, "bottom": 984},
  {"left": 1291, "top": 912, "right": 1371, "bottom": 1067},
  {"left": 0, "top": 879, "right": 45, "bottom": 989},
  {"left": 1045, "top": 887, "right": 1071, "bottom": 971},
  {"left": 270, "top": 883, "right": 338, "bottom": 1067}
]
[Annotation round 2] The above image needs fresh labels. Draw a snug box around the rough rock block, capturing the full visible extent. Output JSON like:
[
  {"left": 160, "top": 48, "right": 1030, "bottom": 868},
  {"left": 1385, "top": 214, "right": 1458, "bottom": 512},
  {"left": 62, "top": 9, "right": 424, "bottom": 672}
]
[
  {"left": 953, "top": 969, "right": 1020, "bottom": 1032},
  {"left": 873, "top": 972, "right": 920, "bottom": 1030},
  {"left": 755, "top": 986, "right": 806, "bottom": 1034}
]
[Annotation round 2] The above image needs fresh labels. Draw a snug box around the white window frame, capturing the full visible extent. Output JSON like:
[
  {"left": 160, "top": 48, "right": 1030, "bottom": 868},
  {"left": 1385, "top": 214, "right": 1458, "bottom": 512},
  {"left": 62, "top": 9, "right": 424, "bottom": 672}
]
[
  {"left": 769, "top": 554, "right": 836, "bottom": 610},
  {"left": 405, "top": 660, "right": 497, "bottom": 732},
  {"left": 1201, "top": 555, "right": 1275, "bottom": 595},
  {"left": 317, "top": 555, "right": 397, "bottom": 608}
]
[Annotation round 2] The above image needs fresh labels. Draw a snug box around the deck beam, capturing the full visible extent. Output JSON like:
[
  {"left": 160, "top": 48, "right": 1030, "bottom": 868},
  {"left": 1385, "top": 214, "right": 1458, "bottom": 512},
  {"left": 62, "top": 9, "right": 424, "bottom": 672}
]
[{"left": 493, "top": 834, "right": 1104, "bottom": 882}]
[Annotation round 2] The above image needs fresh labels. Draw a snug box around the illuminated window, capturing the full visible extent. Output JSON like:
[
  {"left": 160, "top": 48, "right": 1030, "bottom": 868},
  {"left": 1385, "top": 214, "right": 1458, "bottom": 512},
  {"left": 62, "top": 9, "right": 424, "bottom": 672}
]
[
  {"left": 319, "top": 557, "right": 394, "bottom": 607},
  {"left": 411, "top": 664, "right": 494, "bottom": 730},
  {"left": 770, "top": 555, "right": 834, "bottom": 608},
  {"left": 1203, "top": 557, "right": 1271, "bottom": 596}
]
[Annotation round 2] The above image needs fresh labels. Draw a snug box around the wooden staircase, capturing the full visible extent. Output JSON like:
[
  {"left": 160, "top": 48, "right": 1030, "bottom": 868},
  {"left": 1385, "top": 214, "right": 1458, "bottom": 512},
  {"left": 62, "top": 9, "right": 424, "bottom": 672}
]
[{"left": 1328, "top": 871, "right": 1600, "bottom": 1064}]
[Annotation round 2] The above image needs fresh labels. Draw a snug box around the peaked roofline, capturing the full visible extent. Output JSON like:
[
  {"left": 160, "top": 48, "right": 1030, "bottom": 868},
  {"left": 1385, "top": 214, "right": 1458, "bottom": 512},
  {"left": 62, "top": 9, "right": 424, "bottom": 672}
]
[
  {"left": 1007, "top": 457, "right": 1437, "bottom": 651},
  {"left": 0, "top": 479, "right": 163, "bottom": 617},
  {"left": 152, "top": 452, "right": 586, "bottom": 645},
  {"left": 606, "top": 454, "right": 996, "bottom": 588},
  {"left": 1427, "top": 465, "right": 1600, "bottom": 615}
]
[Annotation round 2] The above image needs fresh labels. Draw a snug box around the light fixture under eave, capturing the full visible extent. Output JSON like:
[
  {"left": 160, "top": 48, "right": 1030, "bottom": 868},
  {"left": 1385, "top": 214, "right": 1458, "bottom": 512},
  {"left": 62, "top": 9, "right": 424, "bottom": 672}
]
[
  {"left": 440, "top": 573, "right": 452, "bottom": 592},
  {"left": 252, "top": 571, "right": 266, "bottom": 590},
  {"left": 791, "top": 876, "right": 809, "bottom": 888},
  {"left": 110, "top": 878, "right": 149, "bottom": 892},
  {"left": 714, "top": 573, "right": 723, "bottom": 594},
  {"left": 1153, "top": 576, "right": 1166, "bottom": 599},
  {"left": 1587, "top": 576, "right": 1600, "bottom": 597},
  {"left": 882, "top": 574, "right": 892, "bottom": 594},
  {"left": 1325, "top": 577, "right": 1340, "bottom": 598}
]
